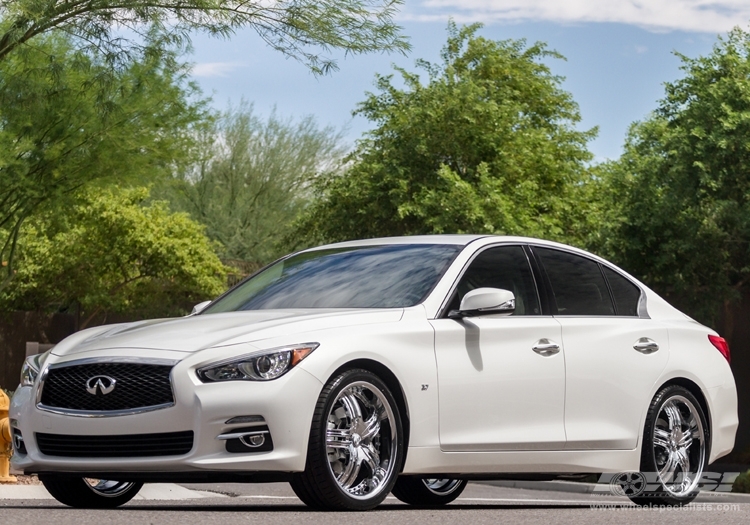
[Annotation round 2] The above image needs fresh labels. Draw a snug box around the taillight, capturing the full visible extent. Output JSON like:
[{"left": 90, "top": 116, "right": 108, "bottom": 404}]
[{"left": 708, "top": 334, "right": 731, "bottom": 364}]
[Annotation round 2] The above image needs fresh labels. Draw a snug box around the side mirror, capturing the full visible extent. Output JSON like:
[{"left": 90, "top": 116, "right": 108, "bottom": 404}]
[
  {"left": 450, "top": 288, "right": 515, "bottom": 318},
  {"left": 191, "top": 300, "right": 212, "bottom": 315}
]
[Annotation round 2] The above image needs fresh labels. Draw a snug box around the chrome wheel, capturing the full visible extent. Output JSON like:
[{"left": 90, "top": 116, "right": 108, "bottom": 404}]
[
  {"left": 325, "top": 380, "right": 398, "bottom": 500},
  {"left": 652, "top": 395, "right": 706, "bottom": 497},
  {"left": 84, "top": 479, "right": 137, "bottom": 498},
  {"left": 423, "top": 479, "right": 463, "bottom": 496}
]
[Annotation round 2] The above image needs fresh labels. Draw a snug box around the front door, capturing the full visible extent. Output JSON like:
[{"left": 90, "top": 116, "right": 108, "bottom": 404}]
[{"left": 431, "top": 245, "right": 567, "bottom": 451}]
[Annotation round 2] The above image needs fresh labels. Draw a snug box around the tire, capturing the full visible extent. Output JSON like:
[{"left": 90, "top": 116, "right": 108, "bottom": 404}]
[
  {"left": 392, "top": 477, "right": 467, "bottom": 506},
  {"left": 40, "top": 475, "right": 143, "bottom": 508},
  {"left": 291, "top": 368, "right": 404, "bottom": 511},
  {"left": 626, "top": 385, "right": 709, "bottom": 507}
]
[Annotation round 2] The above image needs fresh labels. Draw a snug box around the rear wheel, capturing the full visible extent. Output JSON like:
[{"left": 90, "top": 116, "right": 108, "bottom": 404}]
[
  {"left": 291, "top": 369, "right": 404, "bottom": 511},
  {"left": 627, "top": 385, "right": 708, "bottom": 507},
  {"left": 41, "top": 475, "right": 142, "bottom": 508},
  {"left": 392, "top": 477, "right": 467, "bottom": 506}
]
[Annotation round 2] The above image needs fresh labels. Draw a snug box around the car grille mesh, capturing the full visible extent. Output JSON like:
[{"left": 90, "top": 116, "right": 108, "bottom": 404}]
[
  {"left": 36, "top": 431, "right": 194, "bottom": 457},
  {"left": 40, "top": 363, "right": 174, "bottom": 412}
]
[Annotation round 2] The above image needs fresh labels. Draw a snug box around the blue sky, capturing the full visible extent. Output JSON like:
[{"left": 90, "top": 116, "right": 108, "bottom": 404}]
[{"left": 186, "top": 1, "right": 750, "bottom": 161}]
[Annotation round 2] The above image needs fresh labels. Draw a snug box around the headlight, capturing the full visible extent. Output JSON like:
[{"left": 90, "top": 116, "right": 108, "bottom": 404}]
[
  {"left": 197, "top": 343, "right": 319, "bottom": 383},
  {"left": 20, "top": 351, "right": 50, "bottom": 387}
]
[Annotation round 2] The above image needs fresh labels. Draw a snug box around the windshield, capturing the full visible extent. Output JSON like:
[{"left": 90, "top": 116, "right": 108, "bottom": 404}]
[{"left": 203, "top": 244, "right": 461, "bottom": 312}]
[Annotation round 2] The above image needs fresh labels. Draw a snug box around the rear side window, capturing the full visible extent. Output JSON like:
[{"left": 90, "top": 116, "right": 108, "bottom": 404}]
[
  {"left": 535, "top": 247, "right": 615, "bottom": 316},
  {"left": 602, "top": 266, "right": 641, "bottom": 317}
]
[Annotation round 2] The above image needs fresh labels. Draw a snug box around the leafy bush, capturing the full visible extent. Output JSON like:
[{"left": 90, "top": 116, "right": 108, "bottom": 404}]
[
  {"left": 1, "top": 187, "right": 228, "bottom": 326},
  {"left": 733, "top": 470, "right": 750, "bottom": 493}
]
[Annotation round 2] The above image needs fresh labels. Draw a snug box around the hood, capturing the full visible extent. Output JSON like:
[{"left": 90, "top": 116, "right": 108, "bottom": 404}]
[{"left": 51, "top": 309, "right": 404, "bottom": 356}]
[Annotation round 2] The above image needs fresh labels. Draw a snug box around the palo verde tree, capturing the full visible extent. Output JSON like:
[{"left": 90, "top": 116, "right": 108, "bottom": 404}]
[
  {"left": 296, "top": 23, "right": 597, "bottom": 245},
  {"left": 0, "top": 1, "right": 409, "bottom": 72},
  {"left": 165, "top": 101, "right": 345, "bottom": 267},
  {"left": 596, "top": 27, "right": 750, "bottom": 326},
  {"left": 0, "top": 33, "right": 208, "bottom": 284}
]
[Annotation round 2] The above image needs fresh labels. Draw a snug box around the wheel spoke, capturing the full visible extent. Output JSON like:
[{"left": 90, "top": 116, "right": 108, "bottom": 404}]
[
  {"left": 663, "top": 402, "right": 683, "bottom": 431},
  {"left": 653, "top": 428, "right": 671, "bottom": 449},
  {"left": 360, "top": 411, "right": 382, "bottom": 442},
  {"left": 659, "top": 452, "right": 678, "bottom": 482},
  {"left": 340, "top": 392, "right": 363, "bottom": 424},
  {"left": 676, "top": 448, "right": 691, "bottom": 475},
  {"left": 326, "top": 428, "right": 353, "bottom": 449},
  {"left": 359, "top": 444, "right": 381, "bottom": 476},
  {"left": 337, "top": 446, "right": 362, "bottom": 489},
  {"left": 351, "top": 387, "right": 376, "bottom": 412},
  {"left": 677, "top": 432, "right": 693, "bottom": 448}
]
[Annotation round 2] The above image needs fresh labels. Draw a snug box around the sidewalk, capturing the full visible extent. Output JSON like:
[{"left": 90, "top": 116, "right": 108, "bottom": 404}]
[{"left": 0, "top": 483, "right": 220, "bottom": 500}]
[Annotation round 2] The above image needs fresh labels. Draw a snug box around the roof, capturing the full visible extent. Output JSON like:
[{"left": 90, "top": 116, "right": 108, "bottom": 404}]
[{"left": 307, "top": 234, "right": 490, "bottom": 251}]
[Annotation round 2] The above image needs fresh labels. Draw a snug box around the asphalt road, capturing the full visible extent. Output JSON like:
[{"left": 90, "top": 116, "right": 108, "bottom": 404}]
[{"left": 2, "top": 482, "right": 749, "bottom": 525}]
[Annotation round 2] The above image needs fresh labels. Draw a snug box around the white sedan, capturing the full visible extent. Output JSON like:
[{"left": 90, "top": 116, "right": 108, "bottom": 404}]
[{"left": 10, "top": 235, "right": 738, "bottom": 510}]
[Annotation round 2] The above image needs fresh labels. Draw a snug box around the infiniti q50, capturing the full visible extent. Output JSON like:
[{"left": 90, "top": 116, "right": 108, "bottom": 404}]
[{"left": 10, "top": 235, "right": 738, "bottom": 510}]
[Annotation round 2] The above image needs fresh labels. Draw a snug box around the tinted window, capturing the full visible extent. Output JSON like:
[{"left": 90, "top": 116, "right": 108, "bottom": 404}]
[
  {"left": 535, "top": 247, "right": 615, "bottom": 316},
  {"left": 203, "top": 244, "right": 461, "bottom": 312},
  {"left": 447, "top": 246, "right": 540, "bottom": 315},
  {"left": 602, "top": 266, "right": 641, "bottom": 316}
]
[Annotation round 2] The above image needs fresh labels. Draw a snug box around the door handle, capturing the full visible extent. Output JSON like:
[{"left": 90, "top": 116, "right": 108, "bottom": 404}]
[
  {"left": 633, "top": 337, "right": 659, "bottom": 354},
  {"left": 532, "top": 339, "right": 560, "bottom": 357}
]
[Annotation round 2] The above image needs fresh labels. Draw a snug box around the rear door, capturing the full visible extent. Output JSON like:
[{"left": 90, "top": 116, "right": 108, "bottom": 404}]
[{"left": 531, "top": 246, "right": 669, "bottom": 450}]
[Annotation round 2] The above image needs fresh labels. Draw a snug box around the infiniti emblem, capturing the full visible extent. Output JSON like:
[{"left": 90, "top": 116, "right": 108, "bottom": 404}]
[{"left": 86, "top": 375, "right": 117, "bottom": 395}]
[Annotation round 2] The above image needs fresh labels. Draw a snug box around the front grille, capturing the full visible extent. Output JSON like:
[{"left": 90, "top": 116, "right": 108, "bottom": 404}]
[
  {"left": 40, "top": 363, "right": 174, "bottom": 412},
  {"left": 36, "top": 431, "right": 194, "bottom": 457}
]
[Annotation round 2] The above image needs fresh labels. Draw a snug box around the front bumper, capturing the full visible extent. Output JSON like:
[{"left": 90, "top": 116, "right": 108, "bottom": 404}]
[{"left": 10, "top": 353, "right": 323, "bottom": 476}]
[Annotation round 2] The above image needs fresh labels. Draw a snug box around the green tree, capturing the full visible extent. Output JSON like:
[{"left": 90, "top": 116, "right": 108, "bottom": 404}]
[
  {"left": 0, "top": 34, "right": 208, "bottom": 282},
  {"left": 165, "top": 102, "right": 345, "bottom": 267},
  {"left": 1, "top": 187, "right": 227, "bottom": 328},
  {"left": 0, "top": 1, "right": 409, "bottom": 72},
  {"left": 596, "top": 27, "right": 750, "bottom": 324},
  {"left": 296, "top": 23, "right": 597, "bottom": 245}
]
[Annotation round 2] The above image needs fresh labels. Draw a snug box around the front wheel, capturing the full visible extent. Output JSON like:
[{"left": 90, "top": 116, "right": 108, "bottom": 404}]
[
  {"left": 291, "top": 369, "right": 404, "bottom": 511},
  {"left": 40, "top": 476, "right": 142, "bottom": 508},
  {"left": 627, "top": 385, "right": 708, "bottom": 507},
  {"left": 392, "top": 477, "right": 467, "bottom": 506}
]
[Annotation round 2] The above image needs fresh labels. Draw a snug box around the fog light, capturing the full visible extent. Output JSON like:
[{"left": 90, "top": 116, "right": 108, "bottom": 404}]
[
  {"left": 12, "top": 429, "right": 26, "bottom": 455},
  {"left": 241, "top": 434, "right": 265, "bottom": 448},
  {"left": 218, "top": 425, "right": 274, "bottom": 453}
]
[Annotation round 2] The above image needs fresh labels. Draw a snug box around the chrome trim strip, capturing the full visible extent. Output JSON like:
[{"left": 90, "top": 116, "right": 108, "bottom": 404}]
[
  {"left": 35, "top": 356, "right": 180, "bottom": 418},
  {"left": 46, "top": 357, "right": 181, "bottom": 368},
  {"left": 35, "top": 366, "right": 49, "bottom": 406},
  {"left": 216, "top": 430, "right": 269, "bottom": 441},
  {"left": 36, "top": 402, "right": 175, "bottom": 418},
  {"left": 225, "top": 416, "right": 266, "bottom": 425}
]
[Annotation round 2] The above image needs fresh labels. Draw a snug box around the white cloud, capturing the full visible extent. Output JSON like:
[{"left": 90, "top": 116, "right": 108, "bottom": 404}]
[
  {"left": 403, "top": 1, "right": 750, "bottom": 33},
  {"left": 191, "top": 62, "right": 245, "bottom": 78}
]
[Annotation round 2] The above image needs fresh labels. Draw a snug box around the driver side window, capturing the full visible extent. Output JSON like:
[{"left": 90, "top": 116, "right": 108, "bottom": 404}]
[{"left": 446, "top": 245, "right": 541, "bottom": 315}]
